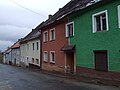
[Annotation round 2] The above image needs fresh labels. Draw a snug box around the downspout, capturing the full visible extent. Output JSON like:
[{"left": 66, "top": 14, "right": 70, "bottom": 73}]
[{"left": 39, "top": 30, "right": 42, "bottom": 69}]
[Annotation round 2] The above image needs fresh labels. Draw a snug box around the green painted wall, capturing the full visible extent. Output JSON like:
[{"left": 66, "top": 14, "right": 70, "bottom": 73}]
[{"left": 69, "top": 1, "right": 120, "bottom": 72}]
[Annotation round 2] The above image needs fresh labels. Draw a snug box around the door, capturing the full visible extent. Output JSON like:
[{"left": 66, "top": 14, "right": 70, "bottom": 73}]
[{"left": 94, "top": 50, "right": 108, "bottom": 71}]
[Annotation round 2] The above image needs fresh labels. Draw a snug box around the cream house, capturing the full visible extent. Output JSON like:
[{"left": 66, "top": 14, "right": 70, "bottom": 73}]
[{"left": 20, "top": 29, "right": 41, "bottom": 68}]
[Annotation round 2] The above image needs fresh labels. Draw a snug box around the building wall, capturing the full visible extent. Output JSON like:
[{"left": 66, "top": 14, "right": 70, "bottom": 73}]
[
  {"left": 0, "top": 53, "right": 3, "bottom": 63},
  {"left": 27, "top": 40, "right": 40, "bottom": 67},
  {"left": 20, "top": 39, "right": 40, "bottom": 67},
  {"left": 42, "top": 19, "right": 68, "bottom": 72},
  {"left": 69, "top": 1, "right": 120, "bottom": 72},
  {"left": 11, "top": 48, "right": 20, "bottom": 66},
  {"left": 20, "top": 43, "right": 29, "bottom": 67}
]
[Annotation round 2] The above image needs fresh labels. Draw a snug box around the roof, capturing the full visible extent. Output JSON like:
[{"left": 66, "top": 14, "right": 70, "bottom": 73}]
[
  {"left": 12, "top": 40, "right": 20, "bottom": 49},
  {"left": 40, "top": 0, "right": 101, "bottom": 29},
  {"left": 20, "top": 29, "right": 40, "bottom": 44},
  {"left": 4, "top": 40, "right": 21, "bottom": 53}
]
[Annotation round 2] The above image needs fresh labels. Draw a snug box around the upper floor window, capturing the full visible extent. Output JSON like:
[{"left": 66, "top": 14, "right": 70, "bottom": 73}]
[
  {"left": 50, "top": 28, "right": 55, "bottom": 41},
  {"left": 92, "top": 10, "right": 108, "bottom": 33},
  {"left": 118, "top": 5, "right": 120, "bottom": 28},
  {"left": 50, "top": 51, "right": 55, "bottom": 64},
  {"left": 36, "top": 42, "right": 39, "bottom": 50},
  {"left": 43, "top": 51, "right": 48, "bottom": 62},
  {"left": 27, "top": 44, "right": 29, "bottom": 50},
  {"left": 32, "top": 43, "right": 34, "bottom": 50},
  {"left": 43, "top": 31, "right": 48, "bottom": 42},
  {"left": 66, "top": 22, "right": 74, "bottom": 37}
]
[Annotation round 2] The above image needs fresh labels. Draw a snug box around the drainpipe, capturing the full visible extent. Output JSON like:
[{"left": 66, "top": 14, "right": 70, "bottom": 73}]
[{"left": 39, "top": 30, "right": 42, "bottom": 69}]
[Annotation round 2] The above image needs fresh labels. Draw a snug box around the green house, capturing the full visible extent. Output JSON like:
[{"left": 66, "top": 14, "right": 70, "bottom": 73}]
[{"left": 66, "top": 0, "right": 120, "bottom": 73}]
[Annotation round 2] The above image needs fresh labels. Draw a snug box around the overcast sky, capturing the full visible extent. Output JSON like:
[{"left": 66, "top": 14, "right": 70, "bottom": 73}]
[{"left": 0, "top": 0, "right": 70, "bottom": 51}]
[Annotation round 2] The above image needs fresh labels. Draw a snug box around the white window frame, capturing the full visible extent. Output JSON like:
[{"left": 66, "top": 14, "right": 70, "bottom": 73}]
[
  {"left": 118, "top": 5, "right": 120, "bottom": 28},
  {"left": 43, "top": 31, "right": 48, "bottom": 42},
  {"left": 43, "top": 51, "right": 48, "bottom": 62},
  {"left": 66, "top": 21, "right": 74, "bottom": 37},
  {"left": 50, "top": 51, "right": 55, "bottom": 63},
  {"left": 92, "top": 10, "right": 109, "bottom": 33},
  {"left": 50, "top": 28, "right": 55, "bottom": 41}
]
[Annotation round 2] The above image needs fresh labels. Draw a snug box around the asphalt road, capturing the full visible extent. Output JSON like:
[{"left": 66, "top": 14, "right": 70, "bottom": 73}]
[{"left": 0, "top": 64, "right": 119, "bottom": 90}]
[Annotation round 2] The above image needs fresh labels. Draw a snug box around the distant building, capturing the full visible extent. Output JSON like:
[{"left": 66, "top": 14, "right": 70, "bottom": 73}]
[
  {"left": 3, "top": 47, "right": 12, "bottom": 65},
  {"left": 0, "top": 52, "right": 3, "bottom": 63},
  {"left": 11, "top": 40, "right": 21, "bottom": 66}
]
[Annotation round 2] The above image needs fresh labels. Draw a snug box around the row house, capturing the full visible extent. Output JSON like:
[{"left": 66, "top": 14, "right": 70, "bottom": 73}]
[
  {"left": 39, "top": 0, "right": 97, "bottom": 73},
  {"left": 3, "top": 46, "right": 12, "bottom": 64},
  {"left": 20, "top": 29, "right": 41, "bottom": 68},
  {"left": 11, "top": 40, "right": 21, "bottom": 66},
  {"left": 3, "top": 40, "right": 20, "bottom": 65},
  {"left": 36, "top": 0, "right": 120, "bottom": 80},
  {"left": 67, "top": 0, "right": 120, "bottom": 77},
  {"left": 39, "top": 0, "right": 83, "bottom": 72}
]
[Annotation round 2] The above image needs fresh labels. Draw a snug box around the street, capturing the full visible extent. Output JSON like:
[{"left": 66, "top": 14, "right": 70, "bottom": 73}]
[{"left": 0, "top": 64, "right": 119, "bottom": 90}]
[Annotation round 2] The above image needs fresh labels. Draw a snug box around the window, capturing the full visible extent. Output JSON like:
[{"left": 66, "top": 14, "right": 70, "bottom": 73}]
[
  {"left": 27, "top": 44, "right": 29, "bottom": 50},
  {"left": 32, "top": 58, "right": 34, "bottom": 63},
  {"left": 118, "top": 5, "right": 120, "bottom": 28},
  {"left": 44, "top": 51, "right": 48, "bottom": 62},
  {"left": 50, "top": 28, "right": 55, "bottom": 40},
  {"left": 36, "top": 42, "right": 39, "bottom": 50},
  {"left": 36, "top": 59, "right": 39, "bottom": 64},
  {"left": 92, "top": 10, "right": 108, "bottom": 33},
  {"left": 32, "top": 43, "right": 34, "bottom": 50},
  {"left": 43, "top": 31, "right": 48, "bottom": 42},
  {"left": 66, "top": 22, "right": 74, "bottom": 37},
  {"left": 50, "top": 51, "right": 55, "bottom": 63}
]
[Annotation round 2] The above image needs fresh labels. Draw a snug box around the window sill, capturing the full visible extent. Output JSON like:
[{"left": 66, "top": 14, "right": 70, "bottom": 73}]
[
  {"left": 66, "top": 36, "right": 74, "bottom": 38},
  {"left": 93, "top": 30, "right": 108, "bottom": 33},
  {"left": 50, "top": 39, "right": 55, "bottom": 42},
  {"left": 50, "top": 62, "right": 55, "bottom": 64},
  {"left": 43, "top": 61, "right": 48, "bottom": 63},
  {"left": 43, "top": 41, "right": 48, "bottom": 43}
]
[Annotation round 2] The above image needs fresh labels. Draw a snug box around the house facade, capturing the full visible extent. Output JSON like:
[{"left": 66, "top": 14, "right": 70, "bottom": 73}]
[
  {"left": 20, "top": 29, "right": 41, "bottom": 68},
  {"left": 3, "top": 47, "right": 12, "bottom": 65},
  {"left": 11, "top": 40, "right": 21, "bottom": 66},
  {"left": 67, "top": 0, "right": 120, "bottom": 74},
  {"left": 41, "top": 18, "right": 69, "bottom": 72}
]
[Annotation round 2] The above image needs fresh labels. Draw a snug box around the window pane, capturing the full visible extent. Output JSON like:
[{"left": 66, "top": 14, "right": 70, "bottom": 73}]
[
  {"left": 67, "top": 23, "right": 73, "bottom": 37},
  {"left": 32, "top": 43, "right": 34, "bottom": 50},
  {"left": 51, "top": 30, "right": 55, "bottom": 40},
  {"left": 51, "top": 52, "right": 55, "bottom": 61},
  {"left": 36, "top": 42, "right": 39, "bottom": 50},
  {"left": 96, "top": 15, "right": 101, "bottom": 31},
  {"left": 102, "top": 13, "right": 107, "bottom": 30}
]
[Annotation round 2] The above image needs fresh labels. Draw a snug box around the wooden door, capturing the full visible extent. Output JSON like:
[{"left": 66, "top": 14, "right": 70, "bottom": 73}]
[{"left": 94, "top": 50, "right": 108, "bottom": 71}]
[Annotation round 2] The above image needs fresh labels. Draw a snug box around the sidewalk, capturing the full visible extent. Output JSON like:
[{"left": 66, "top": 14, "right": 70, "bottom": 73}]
[{"left": 29, "top": 68, "right": 120, "bottom": 87}]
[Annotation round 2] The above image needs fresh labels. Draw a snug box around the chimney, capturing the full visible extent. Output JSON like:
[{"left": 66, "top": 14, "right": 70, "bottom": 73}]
[{"left": 48, "top": 14, "right": 52, "bottom": 19}]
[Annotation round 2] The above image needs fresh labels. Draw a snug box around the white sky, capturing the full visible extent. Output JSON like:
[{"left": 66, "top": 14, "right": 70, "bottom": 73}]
[{"left": 0, "top": 0, "right": 71, "bottom": 51}]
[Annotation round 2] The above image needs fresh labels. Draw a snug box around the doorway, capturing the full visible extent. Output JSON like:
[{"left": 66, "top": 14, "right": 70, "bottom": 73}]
[
  {"left": 94, "top": 50, "right": 108, "bottom": 71},
  {"left": 66, "top": 52, "right": 74, "bottom": 73}
]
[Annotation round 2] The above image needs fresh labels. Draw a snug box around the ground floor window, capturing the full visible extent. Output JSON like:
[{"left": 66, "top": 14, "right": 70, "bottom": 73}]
[
  {"left": 50, "top": 51, "right": 55, "bottom": 63},
  {"left": 32, "top": 58, "right": 34, "bottom": 63},
  {"left": 43, "top": 51, "right": 48, "bottom": 62},
  {"left": 36, "top": 59, "right": 39, "bottom": 64}
]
